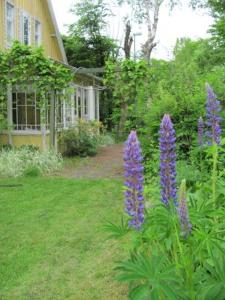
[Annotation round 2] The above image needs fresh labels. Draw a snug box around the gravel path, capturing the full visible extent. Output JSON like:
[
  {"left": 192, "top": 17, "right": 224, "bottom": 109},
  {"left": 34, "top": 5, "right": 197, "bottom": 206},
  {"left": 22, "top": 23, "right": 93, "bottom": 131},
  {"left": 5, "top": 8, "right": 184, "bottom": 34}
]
[{"left": 61, "top": 144, "right": 124, "bottom": 179}]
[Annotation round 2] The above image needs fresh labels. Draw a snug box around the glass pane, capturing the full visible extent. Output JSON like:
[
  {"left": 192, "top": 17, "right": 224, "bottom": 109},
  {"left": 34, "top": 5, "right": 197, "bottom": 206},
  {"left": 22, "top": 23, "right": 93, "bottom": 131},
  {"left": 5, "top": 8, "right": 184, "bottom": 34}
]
[
  {"left": 12, "top": 92, "right": 16, "bottom": 103},
  {"left": 17, "top": 93, "right": 25, "bottom": 105},
  {"left": 26, "top": 93, "right": 35, "bottom": 105},
  {"left": 36, "top": 109, "right": 40, "bottom": 128},
  {"left": 23, "top": 16, "right": 29, "bottom": 45},
  {"left": 13, "top": 109, "right": 17, "bottom": 126},
  {"left": 26, "top": 106, "right": 35, "bottom": 126},
  {"left": 74, "top": 93, "right": 77, "bottom": 115},
  {"left": 35, "top": 20, "right": 41, "bottom": 45},
  {"left": 78, "top": 96, "right": 81, "bottom": 118},
  {"left": 18, "top": 105, "right": 26, "bottom": 128}
]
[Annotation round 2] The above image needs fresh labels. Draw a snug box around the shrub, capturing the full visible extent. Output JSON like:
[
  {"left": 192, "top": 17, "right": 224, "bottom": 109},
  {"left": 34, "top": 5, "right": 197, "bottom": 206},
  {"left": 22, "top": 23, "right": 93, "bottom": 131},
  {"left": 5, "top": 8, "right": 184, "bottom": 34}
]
[
  {"left": 0, "top": 148, "right": 62, "bottom": 178},
  {"left": 60, "top": 128, "right": 98, "bottom": 157},
  {"left": 59, "top": 120, "right": 105, "bottom": 157}
]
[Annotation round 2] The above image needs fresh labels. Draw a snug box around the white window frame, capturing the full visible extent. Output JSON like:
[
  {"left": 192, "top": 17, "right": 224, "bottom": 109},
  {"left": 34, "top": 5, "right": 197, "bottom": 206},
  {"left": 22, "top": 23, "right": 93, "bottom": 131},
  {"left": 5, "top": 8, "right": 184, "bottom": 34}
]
[
  {"left": 83, "top": 89, "right": 89, "bottom": 117},
  {"left": 34, "top": 19, "right": 42, "bottom": 47},
  {"left": 5, "top": 1, "right": 15, "bottom": 48},
  {"left": 12, "top": 87, "right": 41, "bottom": 131},
  {"left": 20, "top": 10, "right": 31, "bottom": 46}
]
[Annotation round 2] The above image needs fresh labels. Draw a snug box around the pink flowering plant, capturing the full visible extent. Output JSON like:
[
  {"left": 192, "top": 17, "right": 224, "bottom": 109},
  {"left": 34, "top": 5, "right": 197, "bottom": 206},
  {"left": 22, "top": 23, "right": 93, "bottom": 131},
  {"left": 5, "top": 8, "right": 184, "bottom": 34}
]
[{"left": 106, "top": 84, "right": 225, "bottom": 300}]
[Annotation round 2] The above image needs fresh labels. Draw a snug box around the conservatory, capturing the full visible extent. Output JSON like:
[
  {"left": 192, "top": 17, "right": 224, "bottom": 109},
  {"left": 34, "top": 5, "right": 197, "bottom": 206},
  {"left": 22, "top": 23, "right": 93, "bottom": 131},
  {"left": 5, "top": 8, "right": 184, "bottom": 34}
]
[{"left": 1, "top": 83, "right": 100, "bottom": 150}]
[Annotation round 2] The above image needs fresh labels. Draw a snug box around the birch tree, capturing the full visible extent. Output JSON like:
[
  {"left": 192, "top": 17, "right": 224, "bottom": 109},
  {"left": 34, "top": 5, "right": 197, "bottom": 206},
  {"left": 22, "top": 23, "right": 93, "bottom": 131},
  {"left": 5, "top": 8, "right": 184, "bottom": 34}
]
[{"left": 118, "top": 0, "right": 178, "bottom": 62}]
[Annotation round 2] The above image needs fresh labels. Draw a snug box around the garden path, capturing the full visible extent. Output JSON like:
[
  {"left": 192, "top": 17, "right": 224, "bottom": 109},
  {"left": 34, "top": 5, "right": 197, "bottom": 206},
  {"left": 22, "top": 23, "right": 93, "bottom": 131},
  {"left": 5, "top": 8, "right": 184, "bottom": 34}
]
[{"left": 61, "top": 143, "right": 124, "bottom": 179}]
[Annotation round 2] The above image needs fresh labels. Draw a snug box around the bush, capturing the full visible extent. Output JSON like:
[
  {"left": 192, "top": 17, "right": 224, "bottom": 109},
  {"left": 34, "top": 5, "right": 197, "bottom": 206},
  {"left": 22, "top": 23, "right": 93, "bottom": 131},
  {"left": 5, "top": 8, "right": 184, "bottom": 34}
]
[
  {"left": 60, "top": 128, "right": 98, "bottom": 157},
  {"left": 0, "top": 148, "right": 62, "bottom": 178},
  {"left": 59, "top": 120, "right": 106, "bottom": 157}
]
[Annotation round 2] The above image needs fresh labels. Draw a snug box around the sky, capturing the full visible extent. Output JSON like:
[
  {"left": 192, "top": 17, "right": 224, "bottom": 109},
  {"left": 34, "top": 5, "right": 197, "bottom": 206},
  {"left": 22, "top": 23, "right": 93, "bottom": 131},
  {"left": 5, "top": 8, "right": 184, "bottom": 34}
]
[{"left": 52, "top": 0, "right": 213, "bottom": 60}]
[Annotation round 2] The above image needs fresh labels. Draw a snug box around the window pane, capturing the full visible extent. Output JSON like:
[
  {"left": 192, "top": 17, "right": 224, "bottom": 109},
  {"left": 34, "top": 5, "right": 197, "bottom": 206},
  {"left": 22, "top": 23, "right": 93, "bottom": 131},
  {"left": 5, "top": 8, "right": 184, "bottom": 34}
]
[
  {"left": 6, "top": 3, "right": 14, "bottom": 45},
  {"left": 36, "top": 109, "right": 40, "bottom": 129},
  {"left": 13, "top": 109, "right": 17, "bottom": 128},
  {"left": 27, "top": 106, "right": 35, "bottom": 126},
  {"left": 84, "top": 90, "right": 88, "bottom": 115},
  {"left": 13, "top": 90, "right": 40, "bottom": 130},
  {"left": 23, "top": 16, "right": 29, "bottom": 45},
  {"left": 35, "top": 20, "right": 41, "bottom": 46},
  {"left": 74, "top": 93, "right": 77, "bottom": 115},
  {"left": 17, "top": 93, "right": 25, "bottom": 105},
  {"left": 26, "top": 93, "right": 35, "bottom": 105},
  {"left": 18, "top": 105, "right": 26, "bottom": 129}
]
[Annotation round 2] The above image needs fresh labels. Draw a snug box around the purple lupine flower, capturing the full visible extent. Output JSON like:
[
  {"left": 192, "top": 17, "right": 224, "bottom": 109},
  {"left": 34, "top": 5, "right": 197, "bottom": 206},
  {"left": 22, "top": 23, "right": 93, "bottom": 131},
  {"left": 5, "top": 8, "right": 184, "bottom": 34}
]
[
  {"left": 124, "top": 131, "right": 144, "bottom": 230},
  {"left": 178, "top": 180, "right": 192, "bottom": 237},
  {"left": 205, "top": 83, "right": 222, "bottom": 145},
  {"left": 198, "top": 117, "right": 204, "bottom": 147},
  {"left": 159, "top": 114, "right": 177, "bottom": 206}
]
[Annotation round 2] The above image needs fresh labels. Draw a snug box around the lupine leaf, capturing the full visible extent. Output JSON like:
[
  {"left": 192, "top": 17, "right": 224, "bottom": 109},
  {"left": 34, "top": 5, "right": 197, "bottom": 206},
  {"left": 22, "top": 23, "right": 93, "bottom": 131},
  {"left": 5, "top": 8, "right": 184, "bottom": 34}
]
[{"left": 129, "top": 284, "right": 150, "bottom": 300}]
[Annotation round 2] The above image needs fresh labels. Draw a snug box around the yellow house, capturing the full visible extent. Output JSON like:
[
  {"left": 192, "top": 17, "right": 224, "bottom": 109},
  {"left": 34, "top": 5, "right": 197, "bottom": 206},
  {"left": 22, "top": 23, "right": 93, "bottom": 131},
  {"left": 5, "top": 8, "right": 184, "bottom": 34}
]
[
  {"left": 0, "top": 0, "right": 67, "bottom": 62},
  {"left": 0, "top": 0, "right": 100, "bottom": 150}
]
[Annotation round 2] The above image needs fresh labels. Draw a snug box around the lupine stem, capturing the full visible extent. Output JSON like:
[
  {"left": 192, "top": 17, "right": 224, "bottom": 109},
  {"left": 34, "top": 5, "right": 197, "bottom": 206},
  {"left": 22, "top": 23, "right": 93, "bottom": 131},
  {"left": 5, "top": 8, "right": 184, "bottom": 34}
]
[{"left": 212, "top": 143, "right": 218, "bottom": 209}]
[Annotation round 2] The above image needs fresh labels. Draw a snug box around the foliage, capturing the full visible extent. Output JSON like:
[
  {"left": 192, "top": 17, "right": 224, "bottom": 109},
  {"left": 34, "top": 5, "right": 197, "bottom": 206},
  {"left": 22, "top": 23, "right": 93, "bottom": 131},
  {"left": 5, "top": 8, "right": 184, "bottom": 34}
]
[
  {"left": 0, "top": 42, "right": 73, "bottom": 129},
  {"left": 190, "top": 0, "right": 225, "bottom": 63},
  {"left": 104, "top": 59, "right": 150, "bottom": 137},
  {"left": 0, "top": 146, "right": 62, "bottom": 177},
  {"left": 59, "top": 120, "right": 103, "bottom": 157},
  {"left": 97, "top": 132, "right": 115, "bottom": 147},
  {"left": 106, "top": 71, "right": 225, "bottom": 298},
  {"left": 138, "top": 39, "right": 225, "bottom": 163},
  {"left": 108, "top": 141, "right": 225, "bottom": 300},
  {"left": 63, "top": 0, "right": 117, "bottom": 68}
]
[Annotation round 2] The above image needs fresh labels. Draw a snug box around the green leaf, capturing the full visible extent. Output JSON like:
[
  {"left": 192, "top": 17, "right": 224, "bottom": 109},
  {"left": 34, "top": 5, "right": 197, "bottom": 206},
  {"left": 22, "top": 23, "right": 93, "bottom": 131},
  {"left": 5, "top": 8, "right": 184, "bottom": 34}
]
[{"left": 129, "top": 284, "right": 150, "bottom": 300}]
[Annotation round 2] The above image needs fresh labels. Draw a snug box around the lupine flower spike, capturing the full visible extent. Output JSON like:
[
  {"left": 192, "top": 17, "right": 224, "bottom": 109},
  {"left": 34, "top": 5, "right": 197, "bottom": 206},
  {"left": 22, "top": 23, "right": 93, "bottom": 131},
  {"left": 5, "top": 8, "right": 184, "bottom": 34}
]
[
  {"left": 178, "top": 180, "right": 192, "bottom": 237},
  {"left": 124, "top": 131, "right": 144, "bottom": 230},
  {"left": 198, "top": 117, "right": 204, "bottom": 147},
  {"left": 159, "top": 114, "right": 177, "bottom": 206},
  {"left": 205, "top": 83, "right": 222, "bottom": 145}
]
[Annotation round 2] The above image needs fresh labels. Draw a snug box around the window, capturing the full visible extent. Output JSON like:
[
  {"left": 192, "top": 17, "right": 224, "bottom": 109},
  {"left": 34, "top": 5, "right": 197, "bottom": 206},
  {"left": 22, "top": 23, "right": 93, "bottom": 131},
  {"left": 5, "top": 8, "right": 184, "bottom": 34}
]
[
  {"left": 84, "top": 90, "right": 89, "bottom": 115},
  {"left": 74, "top": 91, "right": 77, "bottom": 116},
  {"left": 95, "top": 90, "right": 99, "bottom": 120},
  {"left": 77, "top": 88, "right": 82, "bottom": 118},
  {"left": 12, "top": 90, "right": 41, "bottom": 131},
  {"left": 35, "top": 20, "right": 41, "bottom": 46},
  {"left": 20, "top": 12, "right": 31, "bottom": 45},
  {"left": 6, "top": 2, "right": 14, "bottom": 47},
  {"left": 56, "top": 94, "right": 64, "bottom": 128}
]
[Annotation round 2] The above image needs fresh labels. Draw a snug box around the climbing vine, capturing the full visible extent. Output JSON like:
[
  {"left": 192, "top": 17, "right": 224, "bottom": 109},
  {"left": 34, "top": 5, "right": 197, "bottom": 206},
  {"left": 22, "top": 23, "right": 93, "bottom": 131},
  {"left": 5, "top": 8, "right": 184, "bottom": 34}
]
[
  {"left": 104, "top": 59, "right": 150, "bottom": 137},
  {"left": 0, "top": 41, "right": 73, "bottom": 130}
]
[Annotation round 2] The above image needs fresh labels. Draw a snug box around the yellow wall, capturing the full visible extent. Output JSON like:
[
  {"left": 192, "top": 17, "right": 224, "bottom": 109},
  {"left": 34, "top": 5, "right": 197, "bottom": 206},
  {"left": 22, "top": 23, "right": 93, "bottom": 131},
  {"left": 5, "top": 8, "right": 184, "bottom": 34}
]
[
  {"left": 0, "top": 0, "right": 64, "bottom": 61},
  {"left": 0, "top": 133, "right": 50, "bottom": 151}
]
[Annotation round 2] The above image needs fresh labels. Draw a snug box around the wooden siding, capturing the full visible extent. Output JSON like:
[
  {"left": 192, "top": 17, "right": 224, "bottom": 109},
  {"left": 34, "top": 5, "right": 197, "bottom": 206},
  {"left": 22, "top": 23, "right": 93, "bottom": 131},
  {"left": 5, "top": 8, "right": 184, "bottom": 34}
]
[
  {"left": 0, "top": 133, "right": 50, "bottom": 150},
  {"left": 0, "top": 0, "right": 64, "bottom": 61}
]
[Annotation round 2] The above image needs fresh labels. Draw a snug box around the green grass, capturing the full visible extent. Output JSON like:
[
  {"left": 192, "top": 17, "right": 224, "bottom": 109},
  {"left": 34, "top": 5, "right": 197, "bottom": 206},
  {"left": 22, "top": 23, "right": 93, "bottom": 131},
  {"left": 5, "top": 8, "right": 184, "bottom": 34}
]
[{"left": 0, "top": 177, "right": 128, "bottom": 300}]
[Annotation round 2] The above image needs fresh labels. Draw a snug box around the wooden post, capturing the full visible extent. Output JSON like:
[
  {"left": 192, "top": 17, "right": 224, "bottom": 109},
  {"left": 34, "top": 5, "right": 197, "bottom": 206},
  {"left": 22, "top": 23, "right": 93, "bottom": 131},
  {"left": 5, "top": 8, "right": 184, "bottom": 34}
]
[
  {"left": 50, "top": 91, "right": 56, "bottom": 149},
  {"left": 7, "top": 84, "right": 13, "bottom": 146}
]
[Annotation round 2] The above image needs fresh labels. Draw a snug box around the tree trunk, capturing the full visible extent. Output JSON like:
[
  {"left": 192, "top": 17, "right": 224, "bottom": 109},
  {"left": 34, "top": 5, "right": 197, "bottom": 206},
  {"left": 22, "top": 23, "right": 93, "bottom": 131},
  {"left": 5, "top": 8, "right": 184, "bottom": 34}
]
[
  {"left": 142, "top": 0, "right": 161, "bottom": 63},
  {"left": 118, "top": 102, "right": 128, "bottom": 138},
  {"left": 124, "top": 20, "right": 133, "bottom": 59}
]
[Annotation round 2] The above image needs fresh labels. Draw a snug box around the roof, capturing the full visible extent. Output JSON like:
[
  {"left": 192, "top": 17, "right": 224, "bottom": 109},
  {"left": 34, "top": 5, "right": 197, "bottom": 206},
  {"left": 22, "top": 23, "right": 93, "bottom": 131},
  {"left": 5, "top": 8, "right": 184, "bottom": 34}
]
[{"left": 46, "top": 0, "right": 68, "bottom": 64}]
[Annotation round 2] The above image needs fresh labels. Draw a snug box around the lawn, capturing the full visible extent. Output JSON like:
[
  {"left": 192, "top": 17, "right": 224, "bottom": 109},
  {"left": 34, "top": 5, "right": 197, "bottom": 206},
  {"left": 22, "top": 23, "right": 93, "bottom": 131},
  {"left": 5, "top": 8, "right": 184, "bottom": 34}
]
[{"left": 0, "top": 177, "right": 128, "bottom": 300}]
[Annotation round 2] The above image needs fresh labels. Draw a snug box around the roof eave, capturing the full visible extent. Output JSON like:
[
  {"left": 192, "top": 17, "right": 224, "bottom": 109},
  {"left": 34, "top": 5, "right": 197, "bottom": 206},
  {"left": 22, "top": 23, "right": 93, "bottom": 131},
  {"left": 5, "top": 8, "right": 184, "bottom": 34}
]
[{"left": 46, "top": 0, "right": 68, "bottom": 64}]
